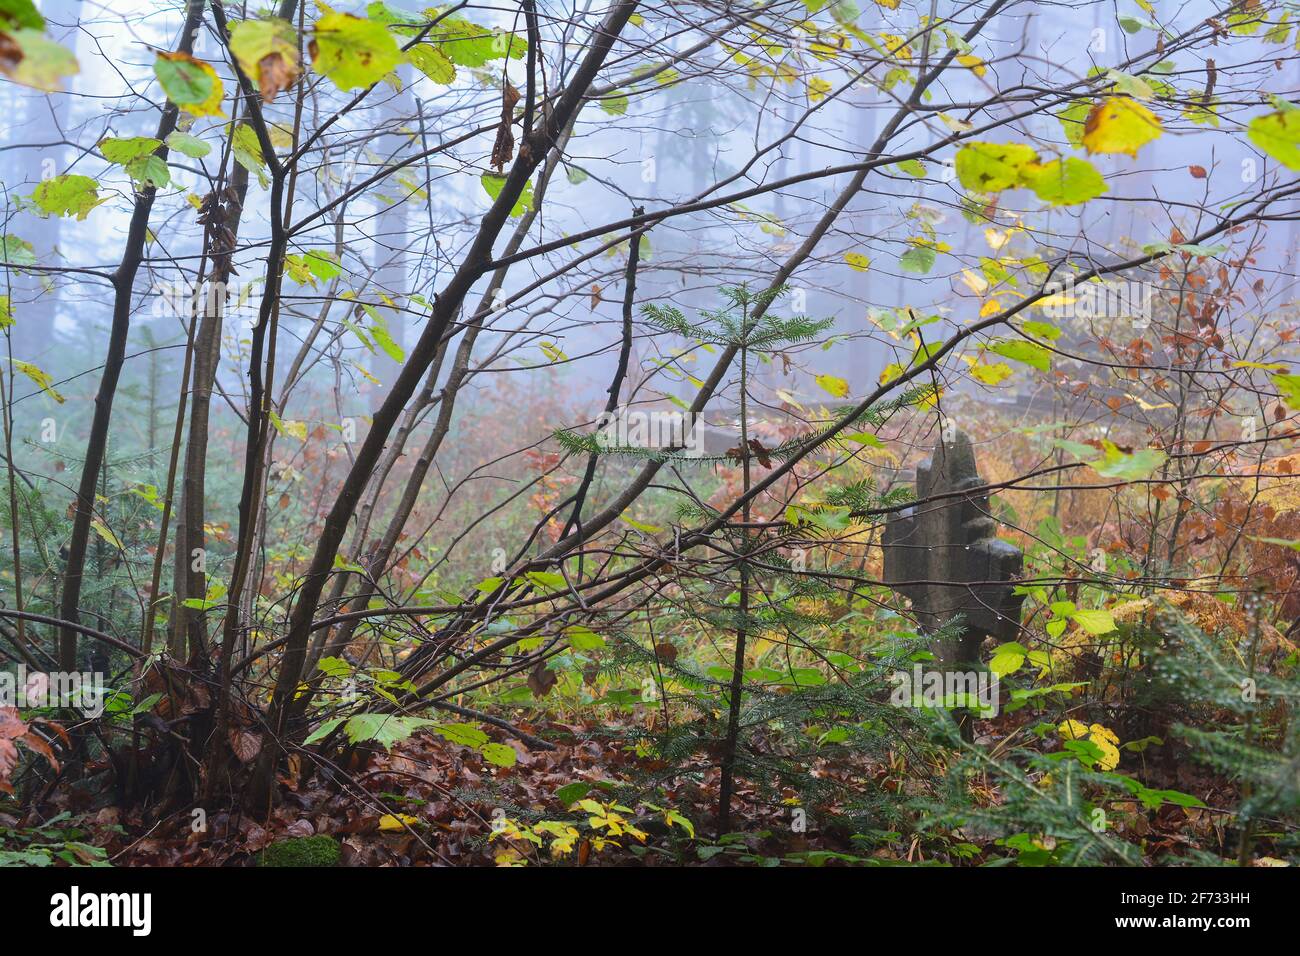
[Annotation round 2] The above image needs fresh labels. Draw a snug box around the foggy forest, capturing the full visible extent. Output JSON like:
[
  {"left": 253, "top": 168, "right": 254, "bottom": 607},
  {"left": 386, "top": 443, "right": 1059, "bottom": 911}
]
[{"left": 0, "top": 0, "right": 1298, "bottom": 887}]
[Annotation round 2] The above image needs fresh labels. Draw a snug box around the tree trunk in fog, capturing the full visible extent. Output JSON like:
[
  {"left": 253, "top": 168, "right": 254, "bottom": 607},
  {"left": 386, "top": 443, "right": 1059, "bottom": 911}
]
[
  {"left": 4, "top": 0, "right": 81, "bottom": 367},
  {"left": 369, "top": 73, "right": 414, "bottom": 414}
]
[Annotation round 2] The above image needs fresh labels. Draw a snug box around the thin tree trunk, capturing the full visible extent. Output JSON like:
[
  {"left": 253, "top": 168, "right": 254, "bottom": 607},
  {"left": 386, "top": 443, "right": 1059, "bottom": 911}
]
[
  {"left": 59, "top": 0, "right": 205, "bottom": 670},
  {"left": 248, "top": 0, "right": 641, "bottom": 811}
]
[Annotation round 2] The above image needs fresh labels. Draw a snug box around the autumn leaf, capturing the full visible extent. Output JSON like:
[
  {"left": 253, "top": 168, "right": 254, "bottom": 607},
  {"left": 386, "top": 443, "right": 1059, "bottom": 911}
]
[
  {"left": 1247, "top": 109, "right": 1300, "bottom": 171},
  {"left": 154, "top": 51, "right": 224, "bottom": 117},
  {"left": 309, "top": 12, "right": 402, "bottom": 91},
  {"left": 269, "top": 411, "right": 308, "bottom": 441},
  {"left": 228, "top": 728, "right": 262, "bottom": 763},
  {"left": 842, "top": 251, "right": 871, "bottom": 271},
  {"left": 0, "top": 28, "right": 79, "bottom": 91},
  {"left": 13, "top": 359, "right": 65, "bottom": 401},
  {"left": 955, "top": 141, "right": 1040, "bottom": 192},
  {"left": 229, "top": 17, "right": 301, "bottom": 103},
  {"left": 27, "top": 174, "right": 101, "bottom": 221},
  {"left": 1082, "top": 97, "right": 1162, "bottom": 157},
  {"left": 815, "top": 373, "right": 850, "bottom": 398},
  {"left": 528, "top": 662, "right": 557, "bottom": 698}
]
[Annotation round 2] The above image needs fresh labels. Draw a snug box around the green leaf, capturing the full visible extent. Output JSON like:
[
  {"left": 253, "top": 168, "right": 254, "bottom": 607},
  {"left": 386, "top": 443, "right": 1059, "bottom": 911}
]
[
  {"left": 153, "top": 51, "right": 222, "bottom": 116},
  {"left": 989, "top": 339, "right": 1051, "bottom": 372},
  {"left": 302, "top": 715, "right": 348, "bottom": 745},
  {"left": 954, "top": 141, "right": 1039, "bottom": 192},
  {"left": 564, "top": 624, "right": 606, "bottom": 651},
  {"left": 785, "top": 503, "right": 851, "bottom": 532},
  {"left": 165, "top": 131, "right": 211, "bottom": 158},
  {"left": 1069, "top": 608, "right": 1116, "bottom": 635},
  {"left": 664, "top": 809, "right": 695, "bottom": 838},
  {"left": 125, "top": 155, "right": 170, "bottom": 189},
  {"left": 1, "top": 235, "right": 36, "bottom": 267},
  {"left": 317, "top": 656, "right": 352, "bottom": 678},
  {"left": 27, "top": 174, "right": 102, "bottom": 221},
  {"left": 1249, "top": 536, "right": 1300, "bottom": 551},
  {"left": 1247, "top": 110, "right": 1300, "bottom": 170},
  {"left": 1056, "top": 100, "right": 1092, "bottom": 147},
  {"left": 898, "top": 244, "right": 936, "bottom": 274},
  {"left": 480, "top": 742, "right": 517, "bottom": 767},
  {"left": 480, "top": 172, "right": 534, "bottom": 217},
  {"left": 1272, "top": 372, "right": 1300, "bottom": 410},
  {"left": 429, "top": 722, "right": 489, "bottom": 747},
  {"left": 428, "top": 14, "right": 527, "bottom": 67},
  {"left": 231, "top": 123, "right": 269, "bottom": 188},
  {"left": 599, "top": 92, "right": 629, "bottom": 116},
  {"left": 100, "top": 136, "right": 162, "bottom": 165},
  {"left": 1024, "top": 157, "right": 1107, "bottom": 206},
  {"left": 0, "top": 0, "right": 45, "bottom": 31},
  {"left": 370, "top": 317, "right": 404, "bottom": 362},
  {"left": 555, "top": 782, "right": 591, "bottom": 806},
  {"left": 406, "top": 43, "right": 455, "bottom": 83},
  {"left": 344, "top": 713, "right": 434, "bottom": 749},
  {"left": 1092, "top": 440, "right": 1166, "bottom": 481},
  {"left": 1021, "top": 320, "right": 1061, "bottom": 341},
  {"left": 310, "top": 11, "right": 403, "bottom": 91},
  {"left": 989, "top": 641, "right": 1027, "bottom": 677},
  {"left": 525, "top": 570, "right": 567, "bottom": 591},
  {"left": 621, "top": 513, "right": 660, "bottom": 533}
]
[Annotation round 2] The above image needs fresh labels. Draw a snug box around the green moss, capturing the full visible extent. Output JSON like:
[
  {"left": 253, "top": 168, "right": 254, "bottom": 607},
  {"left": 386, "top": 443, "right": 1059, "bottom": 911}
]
[{"left": 257, "top": 834, "right": 341, "bottom": 867}]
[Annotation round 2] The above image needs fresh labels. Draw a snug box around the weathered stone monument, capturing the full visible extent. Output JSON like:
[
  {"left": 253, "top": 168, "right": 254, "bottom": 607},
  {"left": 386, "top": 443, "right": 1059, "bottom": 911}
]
[{"left": 883, "top": 429, "right": 1024, "bottom": 667}]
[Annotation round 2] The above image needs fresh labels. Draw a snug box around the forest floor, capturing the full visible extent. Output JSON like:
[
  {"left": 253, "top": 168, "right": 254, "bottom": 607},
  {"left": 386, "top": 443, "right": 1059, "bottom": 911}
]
[{"left": 28, "top": 702, "right": 1245, "bottom": 867}]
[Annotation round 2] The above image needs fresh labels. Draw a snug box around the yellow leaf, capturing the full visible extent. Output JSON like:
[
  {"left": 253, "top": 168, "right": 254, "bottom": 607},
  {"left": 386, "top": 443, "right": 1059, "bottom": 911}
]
[
  {"left": 1125, "top": 393, "right": 1173, "bottom": 411},
  {"left": 960, "top": 268, "right": 989, "bottom": 295},
  {"left": 13, "top": 360, "right": 64, "bottom": 403},
  {"left": 378, "top": 813, "right": 419, "bottom": 831},
  {"left": 90, "top": 517, "right": 122, "bottom": 550},
  {"left": 621, "top": 513, "right": 662, "bottom": 533},
  {"left": 984, "top": 227, "right": 1013, "bottom": 251},
  {"left": 1058, "top": 718, "right": 1089, "bottom": 740},
  {"left": 842, "top": 251, "right": 871, "bottom": 272},
  {"left": 807, "top": 76, "right": 831, "bottom": 102},
  {"left": 956, "top": 53, "right": 986, "bottom": 77},
  {"left": 1232, "top": 360, "right": 1290, "bottom": 371},
  {"left": 1082, "top": 97, "right": 1162, "bottom": 157},
  {"left": 269, "top": 411, "right": 308, "bottom": 441},
  {"left": 969, "top": 361, "right": 1012, "bottom": 385},
  {"left": 815, "top": 373, "right": 850, "bottom": 398},
  {"left": 1089, "top": 723, "right": 1119, "bottom": 746},
  {"left": 1093, "top": 735, "right": 1120, "bottom": 771}
]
